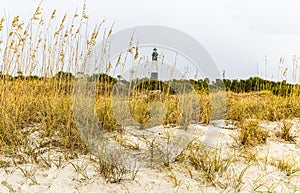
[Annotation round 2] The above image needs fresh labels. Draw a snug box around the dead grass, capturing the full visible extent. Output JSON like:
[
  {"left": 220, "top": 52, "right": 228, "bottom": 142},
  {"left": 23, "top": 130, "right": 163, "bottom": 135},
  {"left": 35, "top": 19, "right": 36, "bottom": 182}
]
[
  {"left": 237, "top": 119, "right": 268, "bottom": 147},
  {"left": 276, "top": 121, "right": 296, "bottom": 142},
  {"left": 179, "top": 141, "right": 232, "bottom": 186},
  {"left": 270, "top": 157, "right": 300, "bottom": 176}
]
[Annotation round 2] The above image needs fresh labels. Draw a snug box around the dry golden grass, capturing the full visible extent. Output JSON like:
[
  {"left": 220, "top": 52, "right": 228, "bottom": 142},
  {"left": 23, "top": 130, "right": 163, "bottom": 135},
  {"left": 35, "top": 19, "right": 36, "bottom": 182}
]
[
  {"left": 270, "top": 156, "right": 300, "bottom": 176},
  {"left": 226, "top": 90, "right": 300, "bottom": 122},
  {"left": 237, "top": 119, "right": 268, "bottom": 147},
  {"left": 276, "top": 120, "right": 296, "bottom": 142}
]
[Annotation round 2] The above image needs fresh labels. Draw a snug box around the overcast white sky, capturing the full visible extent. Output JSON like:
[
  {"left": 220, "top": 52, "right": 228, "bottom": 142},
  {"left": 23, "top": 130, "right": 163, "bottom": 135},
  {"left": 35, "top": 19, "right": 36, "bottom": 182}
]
[{"left": 1, "top": 0, "right": 300, "bottom": 81}]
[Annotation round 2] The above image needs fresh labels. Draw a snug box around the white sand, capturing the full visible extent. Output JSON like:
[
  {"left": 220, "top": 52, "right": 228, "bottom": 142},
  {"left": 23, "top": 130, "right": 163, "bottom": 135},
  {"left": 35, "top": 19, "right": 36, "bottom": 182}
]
[{"left": 0, "top": 119, "right": 299, "bottom": 192}]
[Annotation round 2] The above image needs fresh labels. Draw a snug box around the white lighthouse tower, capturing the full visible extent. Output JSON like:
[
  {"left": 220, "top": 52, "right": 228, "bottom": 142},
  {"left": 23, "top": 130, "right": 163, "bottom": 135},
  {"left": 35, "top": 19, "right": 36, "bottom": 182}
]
[{"left": 151, "top": 48, "right": 158, "bottom": 80}]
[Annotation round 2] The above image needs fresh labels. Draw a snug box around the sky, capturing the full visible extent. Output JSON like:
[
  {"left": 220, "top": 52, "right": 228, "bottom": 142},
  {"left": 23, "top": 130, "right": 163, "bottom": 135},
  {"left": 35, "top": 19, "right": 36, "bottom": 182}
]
[{"left": 1, "top": 0, "right": 300, "bottom": 82}]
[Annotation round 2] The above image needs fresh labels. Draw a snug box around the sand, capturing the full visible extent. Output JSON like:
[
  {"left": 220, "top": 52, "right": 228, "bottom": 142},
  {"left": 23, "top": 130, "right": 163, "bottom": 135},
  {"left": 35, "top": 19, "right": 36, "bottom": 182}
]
[{"left": 0, "top": 119, "right": 299, "bottom": 192}]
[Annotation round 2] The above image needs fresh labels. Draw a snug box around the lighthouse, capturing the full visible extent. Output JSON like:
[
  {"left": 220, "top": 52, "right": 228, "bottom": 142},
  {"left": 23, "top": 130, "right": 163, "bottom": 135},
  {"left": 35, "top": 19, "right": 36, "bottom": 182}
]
[{"left": 150, "top": 48, "right": 158, "bottom": 80}]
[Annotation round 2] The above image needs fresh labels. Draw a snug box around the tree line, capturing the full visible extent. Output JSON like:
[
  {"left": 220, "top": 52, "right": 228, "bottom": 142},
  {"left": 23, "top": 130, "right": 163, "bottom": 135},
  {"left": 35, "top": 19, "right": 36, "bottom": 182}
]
[{"left": 0, "top": 71, "right": 298, "bottom": 96}]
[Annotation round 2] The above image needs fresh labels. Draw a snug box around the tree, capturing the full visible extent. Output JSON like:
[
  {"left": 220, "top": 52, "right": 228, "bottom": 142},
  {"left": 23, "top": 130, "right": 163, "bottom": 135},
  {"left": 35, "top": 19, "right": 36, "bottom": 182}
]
[
  {"left": 204, "top": 77, "right": 210, "bottom": 84},
  {"left": 55, "top": 71, "right": 74, "bottom": 80}
]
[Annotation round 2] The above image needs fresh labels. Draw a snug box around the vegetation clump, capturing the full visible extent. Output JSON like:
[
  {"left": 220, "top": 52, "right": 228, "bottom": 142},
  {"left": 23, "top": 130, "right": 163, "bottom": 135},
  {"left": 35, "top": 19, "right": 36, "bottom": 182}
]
[
  {"left": 237, "top": 120, "right": 269, "bottom": 147},
  {"left": 276, "top": 121, "right": 296, "bottom": 142}
]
